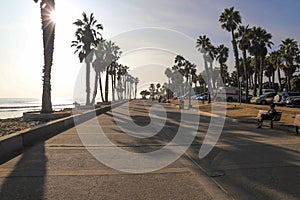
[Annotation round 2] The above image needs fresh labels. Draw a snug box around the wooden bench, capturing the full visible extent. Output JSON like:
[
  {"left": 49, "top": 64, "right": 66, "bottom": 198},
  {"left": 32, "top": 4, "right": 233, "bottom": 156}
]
[
  {"left": 257, "top": 110, "right": 282, "bottom": 128},
  {"left": 293, "top": 114, "right": 300, "bottom": 135}
]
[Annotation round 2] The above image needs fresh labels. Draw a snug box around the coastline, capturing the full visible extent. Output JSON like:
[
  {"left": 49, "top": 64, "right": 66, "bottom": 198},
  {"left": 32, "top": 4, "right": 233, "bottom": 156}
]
[{"left": 0, "top": 97, "right": 76, "bottom": 120}]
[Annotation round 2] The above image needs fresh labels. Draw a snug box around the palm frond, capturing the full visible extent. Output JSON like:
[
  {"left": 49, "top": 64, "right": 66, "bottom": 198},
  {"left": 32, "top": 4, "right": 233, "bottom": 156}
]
[{"left": 73, "top": 20, "right": 84, "bottom": 26}]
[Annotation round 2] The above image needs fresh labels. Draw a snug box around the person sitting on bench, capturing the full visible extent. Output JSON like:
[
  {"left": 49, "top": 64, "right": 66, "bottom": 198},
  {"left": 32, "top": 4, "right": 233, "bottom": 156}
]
[{"left": 257, "top": 103, "right": 277, "bottom": 128}]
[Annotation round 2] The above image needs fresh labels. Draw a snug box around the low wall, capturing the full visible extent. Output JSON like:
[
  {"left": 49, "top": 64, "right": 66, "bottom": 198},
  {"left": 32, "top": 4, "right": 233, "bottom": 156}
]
[{"left": 0, "top": 101, "right": 126, "bottom": 163}]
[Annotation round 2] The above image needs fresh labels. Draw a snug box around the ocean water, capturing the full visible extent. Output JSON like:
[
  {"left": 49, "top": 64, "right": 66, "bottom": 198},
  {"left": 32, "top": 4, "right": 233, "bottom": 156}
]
[{"left": 0, "top": 98, "right": 78, "bottom": 119}]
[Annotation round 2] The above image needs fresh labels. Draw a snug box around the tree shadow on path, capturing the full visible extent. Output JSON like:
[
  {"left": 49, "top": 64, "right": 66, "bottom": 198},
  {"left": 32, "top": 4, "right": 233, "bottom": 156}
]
[{"left": 0, "top": 142, "right": 47, "bottom": 200}]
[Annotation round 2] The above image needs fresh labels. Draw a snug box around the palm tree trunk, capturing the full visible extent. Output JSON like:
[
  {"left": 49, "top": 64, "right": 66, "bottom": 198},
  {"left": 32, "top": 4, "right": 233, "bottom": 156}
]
[
  {"left": 111, "top": 73, "right": 115, "bottom": 101},
  {"left": 242, "top": 50, "right": 249, "bottom": 102},
  {"left": 272, "top": 70, "right": 275, "bottom": 89},
  {"left": 231, "top": 30, "right": 241, "bottom": 101},
  {"left": 98, "top": 73, "right": 105, "bottom": 102},
  {"left": 287, "top": 73, "right": 291, "bottom": 91},
  {"left": 250, "top": 74, "right": 253, "bottom": 89},
  {"left": 85, "top": 61, "right": 91, "bottom": 105},
  {"left": 220, "top": 62, "right": 224, "bottom": 84},
  {"left": 123, "top": 76, "right": 127, "bottom": 99},
  {"left": 188, "top": 78, "right": 192, "bottom": 109},
  {"left": 277, "top": 68, "right": 282, "bottom": 91},
  {"left": 41, "top": 0, "right": 55, "bottom": 113},
  {"left": 253, "top": 56, "right": 259, "bottom": 96},
  {"left": 203, "top": 56, "right": 212, "bottom": 103},
  {"left": 135, "top": 84, "right": 137, "bottom": 99},
  {"left": 104, "top": 66, "right": 110, "bottom": 102},
  {"left": 91, "top": 72, "right": 99, "bottom": 105},
  {"left": 259, "top": 56, "right": 265, "bottom": 95},
  {"left": 209, "top": 61, "right": 216, "bottom": 90}
]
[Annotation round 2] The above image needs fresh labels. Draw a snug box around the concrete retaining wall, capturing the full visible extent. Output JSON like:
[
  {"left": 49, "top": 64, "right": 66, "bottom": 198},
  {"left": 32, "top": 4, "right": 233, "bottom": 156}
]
[{"left": 0, "top": 101, "right": 126, "bottom": 163}]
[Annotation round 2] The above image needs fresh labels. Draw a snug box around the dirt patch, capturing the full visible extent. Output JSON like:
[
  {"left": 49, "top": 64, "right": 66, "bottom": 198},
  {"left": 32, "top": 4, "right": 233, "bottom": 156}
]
[{"left": 171, "top": 99, "right": 299, "bottom": 124}]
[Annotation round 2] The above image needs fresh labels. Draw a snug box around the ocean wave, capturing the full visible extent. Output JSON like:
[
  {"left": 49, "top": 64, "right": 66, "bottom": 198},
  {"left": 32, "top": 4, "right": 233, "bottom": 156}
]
[{"left": 0, "top": 104, "right": 73, "bottom": 110}]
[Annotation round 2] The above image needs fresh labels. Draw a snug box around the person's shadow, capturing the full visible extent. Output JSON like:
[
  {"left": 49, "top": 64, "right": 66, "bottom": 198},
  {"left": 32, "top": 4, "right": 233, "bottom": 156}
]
[{"left": 0, "top": 142, "right": 47, "bottom": 200}]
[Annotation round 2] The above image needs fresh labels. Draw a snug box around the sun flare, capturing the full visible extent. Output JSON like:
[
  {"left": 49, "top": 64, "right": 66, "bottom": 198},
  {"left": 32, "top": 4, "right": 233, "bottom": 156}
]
[{"left": 50, "top": 10, "right": 57, "bottom": 23}]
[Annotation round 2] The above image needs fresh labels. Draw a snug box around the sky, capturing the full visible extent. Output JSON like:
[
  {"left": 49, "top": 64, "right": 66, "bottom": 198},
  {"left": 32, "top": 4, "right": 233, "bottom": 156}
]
[{"left": 1, "top": 0, "right": 300, "bottom": 99}]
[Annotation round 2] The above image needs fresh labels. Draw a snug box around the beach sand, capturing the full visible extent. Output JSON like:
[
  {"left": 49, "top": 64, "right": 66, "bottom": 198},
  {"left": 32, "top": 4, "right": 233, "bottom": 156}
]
[{"left": 0, "top": 117, "right": 43, "bottom": 137}]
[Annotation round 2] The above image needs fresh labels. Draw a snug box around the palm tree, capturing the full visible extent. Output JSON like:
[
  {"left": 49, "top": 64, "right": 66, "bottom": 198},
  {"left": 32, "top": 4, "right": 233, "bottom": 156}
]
[
  {"left": 71, "top": 12, "right": 103, "bottom": 105},
  {"left": 247, "top": 57, "right": 255, "bottom": 89},
  {"left": 236, "top": 25, "right": 251, "bottom": 101},
  {"left": 174, "top": 55, "right": 196, "bottom": 108},
  {"left": 164, "top": 68, "right": 173, "bottom": 85},
  {"left": 196, "top": 35, "right": 214, "bottom": 102},
  {"left": 258, "top": 31, "right": 273, "bottom": 95},
  {"left": 215, "top": 44, "right": 229, "bottom": 86},
  {"left": 280, "top": 38, "right": 300, "bottom": 91},
  {"left": 108, "top": 61, "right": 117, "bottom": 101},
  {"left": 92, "top": 40, "right": 106, "bottom": 104},
  {"left": 207, "top": 44, "right": 217, "bottom": 90},
  {"left": 103, "top": 41, "right": 121, "bottom": 102},
  {"left": 34, "top": 0, "right": 55, "bottom": 113},
  {"left": 191, "top": 68, "right": 198, "bottom": 88},
  {"left": 264, "top": 57, "right": 275, "bottom": 88},
  {"left": 173, "top": 55, "right": 186, "bottom": 96},
  {"left": 116, "top": 64, "right": 128, "bottom": 100},
  {"left": 134, "top": 77, "right": 139, "bottom": 99},
  {"left": 269, "top": 50, "right": 283, "bottom": 91},
  {"left": 249, "top": 26, "right": 273, "bottom": 95},
  {"left": 149, "top": 83, "right": 156, "bottom": 100},
  {"left": 185, "top": 61, "right": 196, "bottom": 108},
  {"left": 156, "top": 83, "right": 161, "bottom": 98},
  {"left": 219, "top": 7, "right": 242, "bottom": 99}
]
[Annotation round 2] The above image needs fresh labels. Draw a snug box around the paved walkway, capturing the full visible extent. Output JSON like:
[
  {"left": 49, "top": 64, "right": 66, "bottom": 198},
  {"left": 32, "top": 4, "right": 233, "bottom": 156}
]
[
  {"left": 1, "top": 100, "right": 300, "bottom": 199},
  {"left": 0, "top": 101, "right": 227, "bottom": 200}
]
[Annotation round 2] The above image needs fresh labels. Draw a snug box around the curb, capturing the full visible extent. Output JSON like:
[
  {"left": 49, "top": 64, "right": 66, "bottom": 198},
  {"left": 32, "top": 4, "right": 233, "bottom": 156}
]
[{"left": 0, "top": 101, "right": 126, "bottom": 163}]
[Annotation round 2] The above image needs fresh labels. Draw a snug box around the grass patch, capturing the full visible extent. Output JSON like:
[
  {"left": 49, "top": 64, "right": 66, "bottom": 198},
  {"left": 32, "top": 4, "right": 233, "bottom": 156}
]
[{"left": 171, "top": 99, "right": 299, "bottom": 124}]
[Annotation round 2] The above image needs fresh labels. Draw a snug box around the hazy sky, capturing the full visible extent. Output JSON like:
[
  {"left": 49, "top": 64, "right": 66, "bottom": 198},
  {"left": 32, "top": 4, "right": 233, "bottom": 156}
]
[{"left": 1, "top": 0, "right": 300, "bottom": 99}]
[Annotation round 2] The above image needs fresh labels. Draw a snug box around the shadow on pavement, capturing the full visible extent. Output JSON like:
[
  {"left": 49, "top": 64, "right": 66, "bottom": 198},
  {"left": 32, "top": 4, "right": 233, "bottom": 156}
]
[
  {"left": 189, "top": 119, "right": 300, "bottom": 199},
  {"left": 0, "top": 143, "right": 47, "bottom": 200}
]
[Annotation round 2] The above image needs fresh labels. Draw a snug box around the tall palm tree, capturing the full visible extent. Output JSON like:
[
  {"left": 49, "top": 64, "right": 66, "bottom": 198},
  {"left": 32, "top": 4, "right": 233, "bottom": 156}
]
[
  {"left": 191, "top": 68, "right": 198, "bottom": 88},
  {"left": 173, "top": 55, "right": 186, "bottom": 96},
  {"left": 71, "top": 12, "right": 103, "bottom": 105},
  {"left": 173, "top": 55, "right": 196, "bottom": 108},
  {"left": 164, "top": 67, "right": 173, "bottom": 85},
  {"left": 185, "top": 61, "right": 196, "bottom": 108},
  {"left": 103, "top": 41, "right": 121, "bottom": 102},
  {"left": 249, "top": 26, "right": 273, "bottom": 95},
  {"left": 264, "top": 57, "right": 275, "bottom": 88},
  {"left": 196, "top": 35, "right": 214, "bottom": 102},
  {"left": 207, "top": 44, "right": 217, "bottom": 90},
  {"left": 92, "top": 40, "right": 106, "bottom": 104},
  {"left": 280, "top": 38, "right": 300, "bottom": 91},
  {"left": 258, "top": 31, "right": 273, "bottom": 95},
  {"left": 34, "top": 0, "right": 55, "bottom": 113},
  {"left": 219, "top": 7, "right": 242, "bottom": 99},
  {"left": 134, "top": 77, "right": 139, "bottom": 99},
  {"left": 198, "top": 72, "right": 207, "bottom": 89},
  {"left": 248, "top": 57, "right": 256, "bottom": 88},
  {"left": 215, "top": 44, "right": 229, "bottom": 86},
  {"left": 269, "top": 50, "right": 283, "bottom": 91},
  {"left": 236, "top": 25, "right": 251, "bottom": 101},
  {"left": 116, "top": 64, "right": 128, "bottom": 100},
  {"left": 248, "top": 27, "right": 259, "bottom": 96}
]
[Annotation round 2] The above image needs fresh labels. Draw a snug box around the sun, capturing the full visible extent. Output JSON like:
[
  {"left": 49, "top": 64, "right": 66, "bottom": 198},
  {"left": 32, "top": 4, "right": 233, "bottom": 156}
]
[
  {"left": 49, "top": 1, "right": 79, "bottom": 25},
  {"left": 50, "top": 10, "right": 58, "bottom": 23}
]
